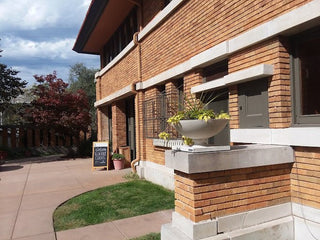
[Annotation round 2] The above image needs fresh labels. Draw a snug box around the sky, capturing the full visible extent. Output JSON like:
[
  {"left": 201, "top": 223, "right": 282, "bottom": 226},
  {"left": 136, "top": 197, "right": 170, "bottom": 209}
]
[{"left": 0, "top": 0, "right": 99, "bottom": 86}]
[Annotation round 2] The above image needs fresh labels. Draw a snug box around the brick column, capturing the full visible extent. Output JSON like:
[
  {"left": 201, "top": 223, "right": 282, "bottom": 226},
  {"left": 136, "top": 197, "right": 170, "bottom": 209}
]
[
  {"left": 268, "top": 37, "right": 292, "bottom": 128},
  {"left": 136, "top": 91, "right": 146, "bottom": 160},
  {"left": 100, "top": 106, "right": 109, "bottom": 141},
  {"left": 97, "top": 108, "right": 102, "bottom": 141},
  {"left": 183, "top": 70, "right": 203, "bottom": 96},
  {"left": 229, "top": 85, "right": 239, "bottom": 129},
  {"left": 112, "top": 100, "right": 127, "bottom": 152}
]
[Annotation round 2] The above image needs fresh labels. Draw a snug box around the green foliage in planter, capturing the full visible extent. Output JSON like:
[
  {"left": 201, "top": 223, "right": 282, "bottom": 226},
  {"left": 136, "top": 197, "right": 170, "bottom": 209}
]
[
  {"left": 159, "top": 92, "right": 230, "bottom": 143},
  {"left": 112, "top": 153, "right": 125, "bottom": 160}
]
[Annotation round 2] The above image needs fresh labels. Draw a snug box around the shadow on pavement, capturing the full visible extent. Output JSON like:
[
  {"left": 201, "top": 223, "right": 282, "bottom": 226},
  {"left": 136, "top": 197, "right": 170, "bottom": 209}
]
[{"left": 0, "top": 165, "right": 24, "bottom": 172}]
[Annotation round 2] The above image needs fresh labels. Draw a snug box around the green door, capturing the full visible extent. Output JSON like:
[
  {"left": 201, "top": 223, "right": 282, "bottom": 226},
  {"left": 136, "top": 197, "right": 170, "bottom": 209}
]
[{"left": 238, "top": 78, "right": 269, "bottom": 128}]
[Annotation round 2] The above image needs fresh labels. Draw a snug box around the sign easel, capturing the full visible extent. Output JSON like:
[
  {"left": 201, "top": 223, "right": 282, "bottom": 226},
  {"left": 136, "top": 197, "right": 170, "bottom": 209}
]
[{"left": 92, "top": 141, "right": 109, "bottom": 171}]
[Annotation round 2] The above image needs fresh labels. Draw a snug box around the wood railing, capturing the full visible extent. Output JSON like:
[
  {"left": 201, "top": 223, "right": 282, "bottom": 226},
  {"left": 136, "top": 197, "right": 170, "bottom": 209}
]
[{"left": 0, "top": 125, "right": 87, "bottom": 149}]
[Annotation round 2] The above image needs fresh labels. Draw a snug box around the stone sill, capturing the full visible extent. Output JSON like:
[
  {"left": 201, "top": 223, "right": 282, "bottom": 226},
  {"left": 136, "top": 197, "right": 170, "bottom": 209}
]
[{"left": 165, "top": 144, "right": 294, "bottom": 174}]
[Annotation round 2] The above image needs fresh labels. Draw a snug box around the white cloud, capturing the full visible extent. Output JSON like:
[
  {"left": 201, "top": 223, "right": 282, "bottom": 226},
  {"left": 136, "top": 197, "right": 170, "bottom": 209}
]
[
  {"left": 0, "top": 0, "right": 90, "bottom": 31},
  {"left": 2, "top": 35, "right": 77, "bottom": 60},
  {"left": 0, "top": 0, "right": 99, "bottom": 86}
]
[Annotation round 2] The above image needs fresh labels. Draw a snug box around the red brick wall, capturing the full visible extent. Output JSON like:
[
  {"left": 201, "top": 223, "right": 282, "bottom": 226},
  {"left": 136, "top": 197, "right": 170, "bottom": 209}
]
[
  {"left": 229, "top": 37, "right": 292, "bottom": 129},
  {"left": 140, "top": 0, "right": 312, "bottom": 82},
  {"left": 175, "top": 164, "right": 292, "bottom": 222},
  {"left": 145, "top": 139, "right": 166, "bottom": 165},
  {"left": 142, "top": 0, "right": 164, "bottom": 27},
  {"left": 291, "top": 147, "right": 320, "bottom": 210},
  {"left": 99, "top": 47, "right": 138, "bottom": 100}
]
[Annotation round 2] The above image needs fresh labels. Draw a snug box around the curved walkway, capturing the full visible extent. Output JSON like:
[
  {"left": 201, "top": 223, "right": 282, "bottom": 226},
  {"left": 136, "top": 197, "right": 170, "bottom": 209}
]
[{"left": 0, "top": 158, "right": 172, "bottom": 240}]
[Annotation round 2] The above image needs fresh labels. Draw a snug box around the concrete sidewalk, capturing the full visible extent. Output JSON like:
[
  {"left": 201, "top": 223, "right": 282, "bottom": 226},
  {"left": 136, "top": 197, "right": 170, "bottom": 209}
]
[{"left": 0, "top": 158, "right": 172, "bottom": 240}]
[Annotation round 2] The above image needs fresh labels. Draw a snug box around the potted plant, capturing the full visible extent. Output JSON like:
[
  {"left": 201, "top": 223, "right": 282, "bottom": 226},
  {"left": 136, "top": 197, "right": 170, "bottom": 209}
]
[
  {"left": 159, "top": 93, "right": 230, "bottom": 146},
  {"left": 112, "top": 153, "right": 125, "bottom": 170}
]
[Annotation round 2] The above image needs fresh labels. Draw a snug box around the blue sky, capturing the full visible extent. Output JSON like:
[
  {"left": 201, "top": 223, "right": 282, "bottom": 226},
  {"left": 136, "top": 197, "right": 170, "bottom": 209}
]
[{"left": 0, "top": 0, "right": 99, "bottom": 86}]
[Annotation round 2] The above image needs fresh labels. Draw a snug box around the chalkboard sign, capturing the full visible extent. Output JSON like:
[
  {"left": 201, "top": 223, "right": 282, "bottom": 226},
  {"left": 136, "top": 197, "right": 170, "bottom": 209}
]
[{"left": 92, "top": 142, "right": 109, "bottom": 170}]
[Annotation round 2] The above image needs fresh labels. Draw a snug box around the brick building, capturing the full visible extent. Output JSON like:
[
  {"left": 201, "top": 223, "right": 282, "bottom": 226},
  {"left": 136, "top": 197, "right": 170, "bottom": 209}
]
[{"left": 74, "top": 0, "right": 320, "bottom": 239}]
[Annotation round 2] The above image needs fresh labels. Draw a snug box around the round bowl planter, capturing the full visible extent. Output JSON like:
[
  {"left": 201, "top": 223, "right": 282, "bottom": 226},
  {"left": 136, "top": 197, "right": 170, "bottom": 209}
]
[
  {"left": 173, "top": 119, "right": 229, "bottom": 143},
  {"left": 113, "top": 159, "right": 124, "bottom": 170}
]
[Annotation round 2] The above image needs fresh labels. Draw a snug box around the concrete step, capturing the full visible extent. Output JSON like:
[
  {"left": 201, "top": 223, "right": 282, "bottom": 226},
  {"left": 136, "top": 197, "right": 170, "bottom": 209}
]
[{"left": 161, "top": 223, "right": 191, "bottom": 240}]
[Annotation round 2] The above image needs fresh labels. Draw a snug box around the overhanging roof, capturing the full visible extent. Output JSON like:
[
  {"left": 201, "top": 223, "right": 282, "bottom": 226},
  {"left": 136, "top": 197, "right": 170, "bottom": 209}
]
[{"left": 73, "top": 0, "right": 135, "bottom": 55}]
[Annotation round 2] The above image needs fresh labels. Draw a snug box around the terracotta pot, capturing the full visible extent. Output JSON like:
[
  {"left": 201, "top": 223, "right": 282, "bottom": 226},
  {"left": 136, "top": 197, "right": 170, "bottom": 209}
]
[{"left": 113, "top": 159, "right": 124, "bottom": 170}]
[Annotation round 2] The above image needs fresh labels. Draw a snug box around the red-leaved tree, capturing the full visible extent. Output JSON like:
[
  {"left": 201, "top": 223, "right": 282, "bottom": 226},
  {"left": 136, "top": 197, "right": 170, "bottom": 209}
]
[{"left": 29, "top": 71, "right": 91, "bottom": 135}]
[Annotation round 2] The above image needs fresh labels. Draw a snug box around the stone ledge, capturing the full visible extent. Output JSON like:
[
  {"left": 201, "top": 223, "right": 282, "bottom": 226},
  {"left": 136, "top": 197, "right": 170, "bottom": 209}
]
[{"left": 165, "top": 144, "right": 294, "bottom": 174}]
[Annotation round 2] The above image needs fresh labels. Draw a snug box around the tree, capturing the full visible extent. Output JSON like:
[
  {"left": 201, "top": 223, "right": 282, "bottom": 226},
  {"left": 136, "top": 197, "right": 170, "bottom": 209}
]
[
  {"left": 29, "top": 71, "right": 91, "bottom": 135},
  {"left": 0, "top": 47, "right": 27, "bottom": 112},
  {"left": 68, "top": 63, "right": 98, "bottom": 130}
]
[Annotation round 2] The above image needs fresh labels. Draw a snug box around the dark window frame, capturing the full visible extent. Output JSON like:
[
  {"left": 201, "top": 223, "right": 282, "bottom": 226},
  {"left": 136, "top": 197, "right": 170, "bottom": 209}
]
[
  {"left": 291, "top": 27, "right": 320, "bottom": 125},
  {"left": 143, "top": 82, "right": 183, "bottom": 139},
  {"left": 102, "top": 7, "right": 138, "bottom": 67},
  {"left": 203, "top": 60, "right": 228, "bottom": 82}
]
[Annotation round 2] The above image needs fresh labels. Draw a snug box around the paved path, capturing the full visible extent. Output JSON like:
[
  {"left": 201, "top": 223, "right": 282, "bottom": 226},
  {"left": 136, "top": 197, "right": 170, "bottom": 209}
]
[{"left": 0, "top": 158, "right": 172, "bottom": 240}]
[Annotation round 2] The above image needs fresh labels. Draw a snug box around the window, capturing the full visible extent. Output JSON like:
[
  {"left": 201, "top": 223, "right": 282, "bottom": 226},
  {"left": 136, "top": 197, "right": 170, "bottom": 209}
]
[
  {"left": 102, "top": 7, "right": 138, "bottom": 67},
  {"left": 292, "top": 27, "right": 320, "bottom": 125},
  {"left": 143, "top": 81, "right": 183, "bottom": 139},
  {"left": 203, "top": 60, "right": 228, "bottom": 82}
]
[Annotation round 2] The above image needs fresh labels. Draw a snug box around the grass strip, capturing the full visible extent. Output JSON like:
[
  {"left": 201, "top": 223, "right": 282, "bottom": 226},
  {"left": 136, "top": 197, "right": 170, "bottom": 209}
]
[
  {"left": 130, "top": 233, "right": 160, "bottom": 240},
  {"left": 53, "top": 180, "right": 174, "bottom": 231}
]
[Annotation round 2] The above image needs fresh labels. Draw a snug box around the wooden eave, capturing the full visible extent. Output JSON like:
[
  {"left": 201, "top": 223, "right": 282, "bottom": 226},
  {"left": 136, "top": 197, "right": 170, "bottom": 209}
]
[{"left": 73, "top": 0, "right": 135, "bottom": 55}]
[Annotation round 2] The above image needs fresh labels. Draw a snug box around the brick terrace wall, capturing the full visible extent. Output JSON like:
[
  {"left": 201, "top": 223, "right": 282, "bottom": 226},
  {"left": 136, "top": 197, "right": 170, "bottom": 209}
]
[
  {"left": 145, "top": 139, "right": 166, "bottom": 165},
  {"left": 140, "top": 0, "right": 312, "bottom": 82},
  {"left": 291, "top": 147, "right": 320, "bottom": 210},
  {"left": 229, "top": 37, "right": 292, "bottom": 129},
  {"left": 174, "top": 163, "right": 292, "bottom": 222},
  {"left": 99, "top": 47, "right": 138, "bottom": 100}
]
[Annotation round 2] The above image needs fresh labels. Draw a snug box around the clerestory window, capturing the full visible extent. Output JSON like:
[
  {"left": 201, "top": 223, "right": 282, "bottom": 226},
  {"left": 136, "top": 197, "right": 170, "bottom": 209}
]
[{"left": 102, "top": 7, "right": 138, "bottom": 67}]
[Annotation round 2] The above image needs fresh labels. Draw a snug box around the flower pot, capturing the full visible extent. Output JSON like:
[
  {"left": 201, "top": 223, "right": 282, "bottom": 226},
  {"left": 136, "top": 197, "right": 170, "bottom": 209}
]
[
  {"left": 113, "top": 159, "right": 124, "bottom": 170},
  {"left": 173, "top": 119, "right": 229, "bottom": 144}
]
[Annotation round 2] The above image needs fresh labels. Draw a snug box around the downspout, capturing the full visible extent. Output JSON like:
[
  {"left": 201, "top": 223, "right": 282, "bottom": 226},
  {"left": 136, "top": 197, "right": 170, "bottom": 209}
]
[{"left": 131, "top": 30, "right": 143, "bottom": 173}]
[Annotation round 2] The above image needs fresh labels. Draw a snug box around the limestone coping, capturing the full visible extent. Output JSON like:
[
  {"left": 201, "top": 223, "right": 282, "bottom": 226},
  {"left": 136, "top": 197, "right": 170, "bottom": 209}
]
[{"left": 165, "top": 144, "right": 294, "bottom": 174}]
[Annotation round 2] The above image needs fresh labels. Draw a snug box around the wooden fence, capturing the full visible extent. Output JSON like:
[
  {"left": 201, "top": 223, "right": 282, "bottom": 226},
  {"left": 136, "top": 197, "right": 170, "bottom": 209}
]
[{"left": 0, "top": 125, "right": 87, "bottom": 149}]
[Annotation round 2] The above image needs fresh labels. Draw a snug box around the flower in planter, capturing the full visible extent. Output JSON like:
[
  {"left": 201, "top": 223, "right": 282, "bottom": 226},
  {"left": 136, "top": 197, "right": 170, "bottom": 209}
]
[{"left": 159, "top": 92, "right": 230, "bottom": 145}]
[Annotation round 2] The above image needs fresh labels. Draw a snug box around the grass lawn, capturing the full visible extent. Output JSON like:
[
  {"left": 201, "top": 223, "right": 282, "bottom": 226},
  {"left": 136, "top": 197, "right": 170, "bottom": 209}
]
[
  {"left": 130, "top": 233, "right": 160, "bottom": 240},
  {"left": 53, "top": 179, "right": 174, "bottom": 231}
]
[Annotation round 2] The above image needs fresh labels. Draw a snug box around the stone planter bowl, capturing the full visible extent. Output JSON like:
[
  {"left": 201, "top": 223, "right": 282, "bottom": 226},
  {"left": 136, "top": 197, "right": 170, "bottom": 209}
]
[{"left": 173, "top": 119, "right": 229, "bottom": 140}]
